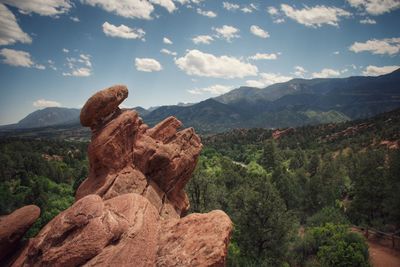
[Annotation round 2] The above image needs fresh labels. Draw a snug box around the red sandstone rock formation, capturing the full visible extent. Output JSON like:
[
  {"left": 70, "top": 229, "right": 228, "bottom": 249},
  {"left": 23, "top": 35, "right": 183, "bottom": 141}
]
[
  {"left": 75, "top": 85, "right": 202, "bottom": 218},
  {"left": 379, "top": 140, "right": 400, "bottom": 149},
  {"left": 11, "top": 85, "right": 232, "bottom": 266},
  {"left": 272, "top": 128, "right": 295, "bottom": 140},
  {"left": 0, "top": 205, "right": 40, "bottom": 262}
]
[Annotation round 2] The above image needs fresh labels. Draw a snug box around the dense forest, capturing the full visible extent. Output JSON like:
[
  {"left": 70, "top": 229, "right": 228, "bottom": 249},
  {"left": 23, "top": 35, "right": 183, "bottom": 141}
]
[
  {"left": 0, "top": 138, "right": 88, "bottom": 236},
  {"left": 0, "top": 109, "right": 399, "bottom": 266}
]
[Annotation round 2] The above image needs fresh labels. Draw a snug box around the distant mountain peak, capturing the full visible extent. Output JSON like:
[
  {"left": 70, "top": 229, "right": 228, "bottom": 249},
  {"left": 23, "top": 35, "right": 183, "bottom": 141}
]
[{"left": 16, "top": 107, "right": 81, "bottom": 129}]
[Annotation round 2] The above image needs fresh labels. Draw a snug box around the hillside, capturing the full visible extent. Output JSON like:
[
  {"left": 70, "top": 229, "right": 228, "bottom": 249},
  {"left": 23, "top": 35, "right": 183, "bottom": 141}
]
[
  {"left": 8, "top": 107, "right": 80, "bottom": 129},
  {"left": 1, "top": 69, "right": 399, "bottom": 134},
  {"left": 143, "top": 69, "right": 400, "bottom": 132},
  {"left": 205, "top": 107, "right": 400, "bottom": 155}
]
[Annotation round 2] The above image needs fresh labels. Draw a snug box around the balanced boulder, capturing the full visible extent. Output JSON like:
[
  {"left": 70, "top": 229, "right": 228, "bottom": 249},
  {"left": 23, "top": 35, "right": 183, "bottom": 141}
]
[{"left": 80, "top": 85, "right": 128, "bottom": 128}]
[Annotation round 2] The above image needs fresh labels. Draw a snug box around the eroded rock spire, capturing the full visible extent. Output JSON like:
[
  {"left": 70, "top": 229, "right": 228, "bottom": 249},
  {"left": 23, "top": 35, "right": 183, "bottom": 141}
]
[{"left": 12, "top": 85, "right": 232, "bottom": 266}]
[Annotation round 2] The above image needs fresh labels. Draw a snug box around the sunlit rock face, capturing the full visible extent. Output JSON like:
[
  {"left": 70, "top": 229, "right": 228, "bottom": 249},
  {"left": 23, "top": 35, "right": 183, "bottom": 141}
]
[{"left": 12, "top": 85, "right": 232, "bottom": 267}]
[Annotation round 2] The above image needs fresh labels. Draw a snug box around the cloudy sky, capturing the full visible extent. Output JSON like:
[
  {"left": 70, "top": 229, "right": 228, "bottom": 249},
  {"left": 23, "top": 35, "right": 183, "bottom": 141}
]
[{"left": 0, "top": 0, "right": 399, "bottom": 124}]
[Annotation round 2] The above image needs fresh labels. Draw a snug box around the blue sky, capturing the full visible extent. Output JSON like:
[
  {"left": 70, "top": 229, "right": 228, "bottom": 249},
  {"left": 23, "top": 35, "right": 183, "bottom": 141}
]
[{"left": 0, "top": 0, "right": 399, "bottom": 125}]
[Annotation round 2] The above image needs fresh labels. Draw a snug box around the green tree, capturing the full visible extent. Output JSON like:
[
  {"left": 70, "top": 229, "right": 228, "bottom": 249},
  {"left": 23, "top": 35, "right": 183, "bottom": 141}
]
[
  {"left": 296, "top": 224, "right": 370, "bottom": 267},
  {"left": 306, "top": 206, "right": 349, "bottom": 227},
  {"left": 383, "top": 150, "right": 400, "bottom": 225},
  {"left": 258, "top": 140, "right": 277, "bottom": 172},
  {"left": 349, "top": 150, "right": 386, "bottom": 226},
  {"left": 230, "top": 174, "right": 296, "bottom": 265},
  {"left": 307, "top": 154, "right": 320, "bottom": 177}
]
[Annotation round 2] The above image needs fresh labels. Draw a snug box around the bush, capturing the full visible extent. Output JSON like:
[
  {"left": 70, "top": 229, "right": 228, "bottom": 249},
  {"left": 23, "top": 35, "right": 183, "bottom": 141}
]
[
  {"left": 297, "top": 223, "right": 370, "bottom": 267},
  {"left": 307, "top": 206, "right": 349, "bottom": 227}
]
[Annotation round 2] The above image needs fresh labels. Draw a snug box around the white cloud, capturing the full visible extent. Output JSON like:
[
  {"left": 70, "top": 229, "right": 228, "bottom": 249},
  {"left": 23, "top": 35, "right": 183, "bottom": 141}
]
[
  {"left": 312, "top": 68, "right": 340, "bottom": 78},
  {"left": 248, "top": 53, "right": 278, "bottom": 60},
  {"left": 203, "top": 85, "right": 233, "bottom": 94},
  {"left": 196, "top": 8, "right": 217, "bottom": 17},
  {"left": 175, "top": 0, "right": 204, "bottom": 5},
  {"left": 79, "top": 54, "right": 91, "bottom": 67},
  {"left": 63, "top": 53, "right": 92, "bottom": 77},
  {"left": 349, "top": 38, "right": 400, "bottom": 55},
  {"left": 294, "top": 66, "right": 307, "bottom": 77},
  {"left": 223, "top": 2, "right": 256, "bottom": 13},
  {"left": 1, "top": 0, "right": 72, "bottom": 16},
  {"left": 362, "top": 65, "right": 399, "bottom": 76},
  {"left": 0, "top": 48, "right": 34, "bottom": 68},
  {"left": 192, "top": 35, "right": 214, "bottom": 44},
  {"left": 81, "top": 0, "right": 154, "bottom": 19},
  {"left": 267, "top": 6, "right": 279, "bottom": 15},
  {"left": 280, "top": 4, "right": 351, "bottom": 27},
  {"left": 35, "top": 64, "right": 46, "bottom": 70},
  {"left": 64, "top": 68, "right": 91, "bottom": 77},
  {"left": 0, "top": 48, "right": 44, "bottom": 69},
  {"left": 250, "top": 25, "right": 269, "bottom": 38},
  {"left": 333, "top": 51, "right": 340, "bottom": 55},
  {"left": 33, "top": 99, "right": 61, "bottom": 108},
  {"left": 359, "top": 18, "right": 376, "bottom": 24},
  {"left": 267, "top": 6, "right": 286, "bottom": 23},
  {"left": 135, "top": 58, "right": 162, "bottom": 72},
  {"left": 347, "top": 0, "right": 400, "bottom": 15},
  {"left": 0, "top": 4, "right": 31, "bottom": 45},
  {"left": 223, "top": 2, "right": 239, "bottom": 11},
  {"left": 273, "top": 18, "right": 285, "bottom": 24},
  {"left": 48, "top": 59, "right": 57, "bottom": 71},
  {"left": 246, "top": 73, "right": 292, "bottom": 88},
  {"left": 241, "top": 7, "right": 252, "bottom": 13},
  {"left": 187, "top": 89, "right": 203, "bottom": 95},
  {"left": 70, "top": 16, "right": 80, "bottom": 22},
  {"left": 175, "top": 49, "right": 258, "bottom": 79},
  {"left": 102, "top": 22, "right": 145, "bottom": 40},
  {"left": 149, "top": 0, "right": 176, "bottom": 13},
  {"left": 249, "top": 3, "right": 258, "bottom": 11},
  {"left": 188, "top": 84, "right": 233, "bottom": 95},
  {"left": 160, "top": 48, "right": 177, "bottom": 56},
  {"left": 163, "top": 37, "right": 172, "bottom": 44},
  {"left": 213, "top": 25, "right": 240, "bottom": 42},
  {"left": 62, "top": 48, "right": 69, "bottom": 53}
]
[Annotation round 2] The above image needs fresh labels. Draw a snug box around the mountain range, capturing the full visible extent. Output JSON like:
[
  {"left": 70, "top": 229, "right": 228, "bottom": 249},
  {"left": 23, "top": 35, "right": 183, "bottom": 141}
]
[{"left": 2, "top": 68, "right": 400, "bottom": 134}]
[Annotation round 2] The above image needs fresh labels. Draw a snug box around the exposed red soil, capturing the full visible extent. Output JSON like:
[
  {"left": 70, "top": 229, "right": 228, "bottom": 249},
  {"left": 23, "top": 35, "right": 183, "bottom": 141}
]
[{"left": 368, "top": 240, "right": 400, "bottom": 267}]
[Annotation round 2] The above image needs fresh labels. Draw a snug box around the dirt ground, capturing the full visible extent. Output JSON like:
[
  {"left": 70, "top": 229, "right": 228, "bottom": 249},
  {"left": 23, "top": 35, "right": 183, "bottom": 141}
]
[{"left": 368, "top": 240, "right": 400, "bottom": 267}]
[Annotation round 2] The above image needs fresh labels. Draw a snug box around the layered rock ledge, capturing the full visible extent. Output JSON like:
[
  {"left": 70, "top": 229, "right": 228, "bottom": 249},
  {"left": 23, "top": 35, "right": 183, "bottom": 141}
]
[{"left": 11, "top": 85, "right": 232, "bottom": 266}]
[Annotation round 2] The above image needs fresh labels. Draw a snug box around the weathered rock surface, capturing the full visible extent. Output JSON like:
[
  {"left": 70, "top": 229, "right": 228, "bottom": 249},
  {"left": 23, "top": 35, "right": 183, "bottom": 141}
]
[
  {"left": 76, "top": 85, "right": 202, "bottom": 218},
  {"left": 80, "top": 85, "right": 128, "bottom": 128},
  {"left": 12, "top": 194, "right": 232, "bottom": 267},
  {"left": 9, "top": 85, "right": 232, "bottom": 266},
  {"left": 0, "top": 205, "right": 40, "bottom": 262},
  {"left": 13, "top": 194, "right": 159, "bottom": 266},
  {"left": 157, "top": 210, "right": 232, "bottom": 266}
]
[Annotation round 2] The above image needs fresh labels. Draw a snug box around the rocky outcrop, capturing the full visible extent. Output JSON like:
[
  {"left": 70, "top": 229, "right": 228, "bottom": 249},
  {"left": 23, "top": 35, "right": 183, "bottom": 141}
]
[
  {"left": 11, "top": 85, "right": 232, "bottom": 266},
  {"left": 13, "top": 194, "right": 231, "bottom": 266},
  {"left": 0, "top": 205, "right": 40, "bottom": 262},
  {"left": 379, "top": 140, "right": 400, "bottom": 150},
  {"left": 75, "top": 85, "right": 202, "bottom": 218},
  {"left": 272, "top": 128, "right": 295, "bottom": 140}
]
